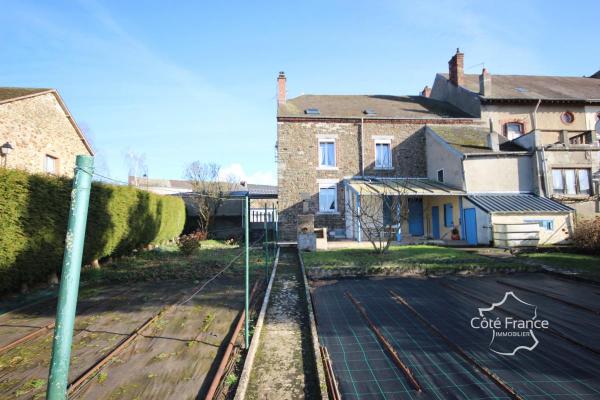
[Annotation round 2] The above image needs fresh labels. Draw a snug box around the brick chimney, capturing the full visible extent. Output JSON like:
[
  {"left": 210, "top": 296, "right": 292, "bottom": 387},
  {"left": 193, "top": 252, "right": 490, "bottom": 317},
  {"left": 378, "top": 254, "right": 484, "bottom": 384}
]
[
  {"left": 420, "top": 85, "right": 431, "bottom": 97},
  {"left": 277, "top": 71, "right": 286, "bottom": 105},
  {"left": 479, "top": 68, "right": 492, "bottom": 96},
  {"left": 448, "top": 48, "right": 464, "bottom": 87}
]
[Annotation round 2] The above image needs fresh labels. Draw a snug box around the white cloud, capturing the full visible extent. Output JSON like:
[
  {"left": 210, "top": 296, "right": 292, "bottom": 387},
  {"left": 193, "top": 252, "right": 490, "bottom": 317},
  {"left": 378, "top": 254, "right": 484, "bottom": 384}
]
[{"left": 219, "top": 163, "right": 276, "bottom": 186}]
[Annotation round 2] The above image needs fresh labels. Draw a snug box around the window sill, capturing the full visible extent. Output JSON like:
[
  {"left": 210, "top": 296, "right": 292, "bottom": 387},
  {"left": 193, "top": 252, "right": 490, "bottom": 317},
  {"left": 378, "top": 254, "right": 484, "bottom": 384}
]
[
  {"left": 317, "top": 166, "right": 338, "bottom": 171},
  {"left": 374, "top": 166, "right": 394, "bottom": 171},
  {"left": 317, "top": 211, "right": 340, "bottom": 215}
]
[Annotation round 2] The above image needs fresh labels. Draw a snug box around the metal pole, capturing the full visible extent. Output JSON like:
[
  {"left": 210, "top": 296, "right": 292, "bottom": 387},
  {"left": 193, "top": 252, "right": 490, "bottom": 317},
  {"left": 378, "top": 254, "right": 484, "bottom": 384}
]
[
  {"left": 264, "top": 204, "right": 268, "bottom": 283},
  {"left": 244, "top": 194, "right": 250, "bottom": 348},
  {"left": 47, "top": 155, "right": 94, "bottom": 400}
]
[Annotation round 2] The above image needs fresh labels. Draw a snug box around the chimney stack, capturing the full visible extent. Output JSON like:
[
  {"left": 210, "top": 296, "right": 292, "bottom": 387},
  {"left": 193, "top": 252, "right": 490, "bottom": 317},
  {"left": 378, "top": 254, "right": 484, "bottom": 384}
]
[
  {"left": 448, "top": 48, "right": 464, "bottom": 87},
  {"left": 487, "top": 132, "right": 500, "bottom": 152},
  {"left": 479, "top": 68, "right": 492, "bottom": 96},
  {"left": 277, "top": 71, "right": 286, "bottom": 105},
  {"left": 421, "top": 85, "right": 431, "bottom": 97}
]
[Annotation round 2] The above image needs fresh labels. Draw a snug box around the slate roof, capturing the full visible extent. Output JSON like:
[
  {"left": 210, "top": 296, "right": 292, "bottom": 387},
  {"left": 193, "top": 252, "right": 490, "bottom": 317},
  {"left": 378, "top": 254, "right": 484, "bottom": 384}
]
[
  {"left": 0, "top": 87, "right": 52, "bottom": 103},
  {"left": 278, "top": 95, "right": 473, "bottom": 119},
  {"left": 428, "top": 125, "right": 527, "bottom": 154},
  {"left": 466, "top": 194, "right": 573, "bottom": 213},
  {"left": 440, "top": 73, "right": 600, "bottom": 101}
]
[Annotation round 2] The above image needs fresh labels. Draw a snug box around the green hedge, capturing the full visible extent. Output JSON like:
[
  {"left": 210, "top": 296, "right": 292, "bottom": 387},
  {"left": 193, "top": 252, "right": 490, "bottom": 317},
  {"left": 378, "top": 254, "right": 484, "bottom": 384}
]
[{"left": 0, "top": 168, "right": 186, "bottom": 293}]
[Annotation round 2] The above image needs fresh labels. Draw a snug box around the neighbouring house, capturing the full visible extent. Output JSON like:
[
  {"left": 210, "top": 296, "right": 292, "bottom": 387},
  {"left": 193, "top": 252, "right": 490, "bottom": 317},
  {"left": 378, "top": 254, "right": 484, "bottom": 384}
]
[
  {"left": 428, "top": 49, "right": 600, "bottom": 217},
  {"left": 0, "top": 87, "right": 94, "bottom": 176},
  {"left": 128, "top": 176, "right": 278, "bottom": 239}
]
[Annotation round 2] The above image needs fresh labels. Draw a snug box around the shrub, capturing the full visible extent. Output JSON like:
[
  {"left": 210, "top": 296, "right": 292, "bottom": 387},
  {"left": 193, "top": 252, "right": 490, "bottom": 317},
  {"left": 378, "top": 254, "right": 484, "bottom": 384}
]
[
  {"left": 572, "top": 217, "right": 600, "bottom": 254},
  {"left": 0, "top": 168, "right": 186, "bottom": 293},
  {"left": 177, "top": 233, "right": 202, "bottom": 255}
]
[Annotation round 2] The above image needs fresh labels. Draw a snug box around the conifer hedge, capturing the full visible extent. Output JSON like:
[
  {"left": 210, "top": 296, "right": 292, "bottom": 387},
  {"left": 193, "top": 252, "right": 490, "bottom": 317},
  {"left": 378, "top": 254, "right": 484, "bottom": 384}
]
[{"left": 0, "top": 168, "right": 186, "bottom": 293}]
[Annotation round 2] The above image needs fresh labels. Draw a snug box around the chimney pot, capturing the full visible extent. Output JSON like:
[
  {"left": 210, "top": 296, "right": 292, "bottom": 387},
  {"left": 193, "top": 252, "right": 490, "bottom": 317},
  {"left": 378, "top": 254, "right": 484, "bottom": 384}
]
[
  {"left": 277, "top": 71, "right": 286, "bottom": 105},
  {"left": 448, "top": 49, "right": 464, "bottom": 87}
]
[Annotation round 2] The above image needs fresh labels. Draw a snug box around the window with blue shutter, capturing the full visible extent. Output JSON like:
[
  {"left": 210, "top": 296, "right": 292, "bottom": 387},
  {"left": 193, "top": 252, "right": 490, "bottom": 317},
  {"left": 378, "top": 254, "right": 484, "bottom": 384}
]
[{"left": 444, "top": 203, "right": 453, "bottom": 227}]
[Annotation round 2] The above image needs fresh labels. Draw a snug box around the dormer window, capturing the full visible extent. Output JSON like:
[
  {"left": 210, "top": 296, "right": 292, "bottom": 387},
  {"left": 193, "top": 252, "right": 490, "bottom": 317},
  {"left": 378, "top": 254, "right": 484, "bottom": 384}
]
[{"left": 504, "top": 122, "right": 524, "bottom": 140}]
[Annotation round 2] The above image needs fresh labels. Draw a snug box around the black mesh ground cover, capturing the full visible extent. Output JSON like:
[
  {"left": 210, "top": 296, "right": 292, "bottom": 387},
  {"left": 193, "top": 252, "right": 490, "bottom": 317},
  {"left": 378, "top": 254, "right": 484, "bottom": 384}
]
[
  {"left": 445, "top": 275, "right": 600, "bottom": 353},
  {"left": 312, "top": 274, "right": 600, "bottom": 400},
  {"left": 496, "top": 273, "right": 599, "bottom": 313}
]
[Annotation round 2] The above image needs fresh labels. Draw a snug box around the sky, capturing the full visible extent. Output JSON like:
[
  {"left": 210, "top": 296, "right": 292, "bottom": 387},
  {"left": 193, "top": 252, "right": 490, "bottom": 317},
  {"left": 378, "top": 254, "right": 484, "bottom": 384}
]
[{"left": 1, "top": 0, "right": 599, "bottom": 185}]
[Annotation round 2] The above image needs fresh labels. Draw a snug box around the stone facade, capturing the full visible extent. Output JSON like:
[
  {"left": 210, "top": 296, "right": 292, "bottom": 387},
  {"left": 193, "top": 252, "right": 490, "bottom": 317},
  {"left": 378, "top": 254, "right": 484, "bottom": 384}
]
[
  {"left": 277, "top": 117, "right": 472, "bottom": 240},
  {"left": 0, "top": 92, "right": 93, "bottom": 177}
]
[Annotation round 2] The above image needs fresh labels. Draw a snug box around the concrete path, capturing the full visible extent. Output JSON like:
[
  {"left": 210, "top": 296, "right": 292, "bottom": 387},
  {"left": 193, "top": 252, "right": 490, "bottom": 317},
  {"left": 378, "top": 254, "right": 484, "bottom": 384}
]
[{"left": 245, "top": 248, "right": 320, "bottom": 400}]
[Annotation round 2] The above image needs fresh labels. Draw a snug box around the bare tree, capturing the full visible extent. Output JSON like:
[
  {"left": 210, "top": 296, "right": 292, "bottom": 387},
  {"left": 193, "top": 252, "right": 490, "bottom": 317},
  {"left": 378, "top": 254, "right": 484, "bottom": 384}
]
[
  {"left": 125, "top": 150, "right": 147, "bottom": 187},
  {"left": 185, "top": 162, "right": 238, "bottom": 233},
  {"left": 345, "top": 184, "right": 409, "bottom": 254}
]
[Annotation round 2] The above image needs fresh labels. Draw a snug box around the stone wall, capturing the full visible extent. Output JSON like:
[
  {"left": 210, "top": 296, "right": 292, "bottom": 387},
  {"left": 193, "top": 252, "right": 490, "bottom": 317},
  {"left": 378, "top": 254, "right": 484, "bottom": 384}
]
[
  {"left": 277, "top": 119, "right": 436, "bottom": 240},
  {"left": 0, "top": 93, "right": 92, "bottom": 177}
]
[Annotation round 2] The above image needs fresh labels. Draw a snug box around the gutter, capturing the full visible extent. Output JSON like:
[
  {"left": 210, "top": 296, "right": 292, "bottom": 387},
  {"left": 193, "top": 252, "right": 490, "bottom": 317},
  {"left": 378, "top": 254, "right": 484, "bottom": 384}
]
[{"left": 462, "top": 151, "right": 532, "bottom": 158}]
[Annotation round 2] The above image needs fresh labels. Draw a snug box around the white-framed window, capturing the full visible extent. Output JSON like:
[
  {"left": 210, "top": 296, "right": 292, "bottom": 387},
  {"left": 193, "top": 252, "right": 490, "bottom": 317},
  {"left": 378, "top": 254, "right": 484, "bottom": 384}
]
[
  {"left": 437, "top": 169, "right": 444, "bottom": 183},
  {"left": 318, "top": 139, "right": 336, "bottom": 168},
  {"left": 505, "top": 122, "right": 524, "bottom": 140},
  {"left": 45, "top": 155, "right": 57, "bottom": 174},
  {"left": 374, "top": 140, "right": 392, "bottom": 169},
  {"left": 552, "top": 168, "right": 591, "bottom": 195},
  {"left": 318, "top": 184, "right": 337, "bottom": 213}
]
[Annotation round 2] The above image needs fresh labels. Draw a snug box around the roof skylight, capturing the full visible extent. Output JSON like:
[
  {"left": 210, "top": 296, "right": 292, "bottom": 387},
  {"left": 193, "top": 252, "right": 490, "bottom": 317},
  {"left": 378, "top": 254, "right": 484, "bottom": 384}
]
[
  {"left": 304, "top": 108, "right": 320, "bottom": 115},
  {"left": 363, "top": 109, "right": 377, "bottom": 115}
]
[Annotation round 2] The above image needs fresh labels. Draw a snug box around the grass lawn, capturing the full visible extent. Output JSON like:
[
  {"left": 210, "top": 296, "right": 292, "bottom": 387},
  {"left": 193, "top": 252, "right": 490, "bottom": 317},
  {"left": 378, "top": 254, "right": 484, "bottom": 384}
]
[
  {"left": 301, "top": 245, "right": 512, "bottom": 271},
  {"left": 516, "top": 252, "right": 600, "bottom": 275},
  {"left": 82, "top": 240, "right": 267, "bottom": 284}
]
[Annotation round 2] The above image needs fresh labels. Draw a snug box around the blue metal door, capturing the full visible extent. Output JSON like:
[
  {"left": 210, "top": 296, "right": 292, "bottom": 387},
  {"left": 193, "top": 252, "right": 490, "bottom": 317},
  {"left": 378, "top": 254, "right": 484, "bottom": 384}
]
[
  {"left": 464, "top": 208, "right": 478, "bottom": 245},
  {"left": 431, "top": 206, "right": 440, "bottom": 239},
  {"left": 408, "top": 198, "right": 424, "bottom": 236}
]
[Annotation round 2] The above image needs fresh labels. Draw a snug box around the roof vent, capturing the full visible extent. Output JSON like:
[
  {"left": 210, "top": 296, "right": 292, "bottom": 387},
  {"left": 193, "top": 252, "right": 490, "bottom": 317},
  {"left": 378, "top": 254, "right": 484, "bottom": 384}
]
[
  {"left": 514, "top": 87, "right": 528, "bottom": 93},
  {"left": 363, "top": 109, "right": 376, "bottom": 115},
  {"left": 304, "top": 108, "right": 320, "bottom": 115}
]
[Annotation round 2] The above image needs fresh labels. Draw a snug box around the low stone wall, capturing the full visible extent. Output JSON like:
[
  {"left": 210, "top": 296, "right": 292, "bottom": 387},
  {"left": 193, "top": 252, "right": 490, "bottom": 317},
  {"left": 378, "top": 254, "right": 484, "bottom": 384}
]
[{"left": 306, "top": 263, "right": 542, "bottom": 280}]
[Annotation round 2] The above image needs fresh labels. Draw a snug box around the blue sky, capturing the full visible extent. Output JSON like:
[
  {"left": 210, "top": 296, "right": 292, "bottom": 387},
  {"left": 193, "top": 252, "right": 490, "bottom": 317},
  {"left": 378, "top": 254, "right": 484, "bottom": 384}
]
[{"left": 2, "top": 0, "right": 599, "bottom": 184}]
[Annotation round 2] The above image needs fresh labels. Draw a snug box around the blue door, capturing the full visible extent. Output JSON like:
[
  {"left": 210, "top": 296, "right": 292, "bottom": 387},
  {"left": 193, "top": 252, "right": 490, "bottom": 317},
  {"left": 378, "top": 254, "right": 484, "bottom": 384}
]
[
  {"left": 431, "top": 206, "right": 440, "bottom": 239},
  {"left": 408, "top": 198, "right": 424, "bottom": 236},
  {"left": 464, "top": 208, "right": 478, "bottom": 245}
]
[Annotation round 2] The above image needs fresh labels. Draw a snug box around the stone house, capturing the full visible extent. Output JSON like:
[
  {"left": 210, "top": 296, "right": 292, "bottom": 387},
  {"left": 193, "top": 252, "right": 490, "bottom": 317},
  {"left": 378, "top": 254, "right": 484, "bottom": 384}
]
[
  {"left": 276, "top": 72, "right": 478, "bottom": 241},
  {"left": 427, "top": 50, "right": 600, "bottom": 217},
  {"left": 0, "top": 87, "right": 93, "bottom": 176}
]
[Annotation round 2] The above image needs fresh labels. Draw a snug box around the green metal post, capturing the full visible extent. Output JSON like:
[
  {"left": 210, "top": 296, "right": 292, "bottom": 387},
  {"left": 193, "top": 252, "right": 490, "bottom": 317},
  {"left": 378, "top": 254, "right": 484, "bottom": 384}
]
[
  {"left": 272, "top": 204, "right": 276, "bottom": 250},
  {"left": 274, "top": 205, "right": 278, "bottom": 244},
  {"left": 264, "top": 204, "right": 268, "bottom": 283},
  {"left": 47, "top": 155, "right": 94, "bottom": 400},
  {"left": 244, "top": 194, "right": 250, "bottom": 348}
]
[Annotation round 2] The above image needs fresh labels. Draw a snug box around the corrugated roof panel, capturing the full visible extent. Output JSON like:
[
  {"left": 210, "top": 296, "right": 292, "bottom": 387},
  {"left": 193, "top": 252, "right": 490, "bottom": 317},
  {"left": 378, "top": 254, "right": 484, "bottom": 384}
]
[
  {"left": 466, "top": 194, "right": 573, "bottom": 213},
  {"left": 348, "top": 178, "right": 465, "bottom": 196}
]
